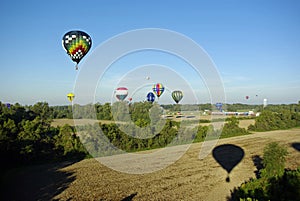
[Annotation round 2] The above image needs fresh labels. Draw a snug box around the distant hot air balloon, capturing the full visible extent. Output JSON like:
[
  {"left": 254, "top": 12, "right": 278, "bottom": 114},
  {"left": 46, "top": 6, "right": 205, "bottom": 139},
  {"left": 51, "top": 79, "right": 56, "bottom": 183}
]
[
  {"left": 172, "top": 90, "right": 183, "bottom": 104},
  {"left": 245, "top": 96, "right": 249, "bottom": 100},
  {"left": 215, "top": 102, "right": 223, "bottom": 111},
  {"left": 147, "top": 92, "right": 155, "bottom": 103},
  {"left": 152, "top": 83, "right": 164, "bottom": 98},
  {"left": 146, "top": 76, "right": 150, "bottom": 80},
  {"left": 263, "top": 98, "right": 268, "bottom": 108},
  {"left": 115, "top": 87, "right": 128, "bottom": 101},
  {"left": 67, "top": 93, "right": 75, "bottom": 102},
  {"left": 5, "top": 103, "right": 11, "bottom": 109},
  {"left": 62, "top": 30, "right": 92, "bottom": 70}
]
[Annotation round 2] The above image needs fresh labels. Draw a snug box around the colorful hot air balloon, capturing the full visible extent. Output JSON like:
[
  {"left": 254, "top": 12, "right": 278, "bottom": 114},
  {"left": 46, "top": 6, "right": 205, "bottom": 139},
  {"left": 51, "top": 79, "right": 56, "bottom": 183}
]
[
  {"left": 62, "top": 30, "right": 92, "bottom": 70},
  {"left": 172, "top": 90, "right": 183, "bottom": 104},
  {"left": 115, "top": 87, "right": 128, "bottom": 101},
  {"left": 147, "top": 92, "right": 155, "bottom": 103},
  {"left": 67, "top": 93, "right": 75, "bottom": 102},
  {"left": 152, "top": 83, "right": 164, "bottom": 98}
]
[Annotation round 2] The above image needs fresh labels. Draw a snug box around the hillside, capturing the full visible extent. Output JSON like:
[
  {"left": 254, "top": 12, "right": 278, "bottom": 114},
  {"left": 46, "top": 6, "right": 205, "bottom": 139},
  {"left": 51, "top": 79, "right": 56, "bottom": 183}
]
[{"left": 1, "top": 128, "right": 299, "bottom": 201}]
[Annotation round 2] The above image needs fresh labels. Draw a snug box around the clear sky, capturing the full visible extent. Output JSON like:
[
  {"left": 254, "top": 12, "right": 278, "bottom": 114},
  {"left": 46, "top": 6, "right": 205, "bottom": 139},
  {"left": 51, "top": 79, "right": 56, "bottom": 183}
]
[{"left": 0, "top": 0, "right": 299, "bottom": 105}]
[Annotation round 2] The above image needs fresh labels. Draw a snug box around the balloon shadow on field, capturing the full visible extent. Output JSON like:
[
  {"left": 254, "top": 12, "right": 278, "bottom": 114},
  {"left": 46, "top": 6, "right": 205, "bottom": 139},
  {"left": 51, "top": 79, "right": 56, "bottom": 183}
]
[
  {"left": 212, "top": 144, "right": 245, "bottom": 182},
  {"left": 0, "top": 161, "right": 78, "bottom": 201},
  {"left": 121, "top": 192, "right": 138, "bottom": 201},
  {"left": 252, "top": 155, "right": 263, "bottom": 179},
  {"left": 291, "top": 142, "right": 300, "bottom": 152}
]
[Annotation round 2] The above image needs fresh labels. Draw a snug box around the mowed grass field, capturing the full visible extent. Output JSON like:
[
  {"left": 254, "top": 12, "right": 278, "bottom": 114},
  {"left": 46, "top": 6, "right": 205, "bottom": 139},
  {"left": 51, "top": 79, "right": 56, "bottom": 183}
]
[
  {"left": 2, "top": 128, "right": 299, "bottom": 201},
  {"left": 51, "top": 117, "right": 255, "bottom": 129}
]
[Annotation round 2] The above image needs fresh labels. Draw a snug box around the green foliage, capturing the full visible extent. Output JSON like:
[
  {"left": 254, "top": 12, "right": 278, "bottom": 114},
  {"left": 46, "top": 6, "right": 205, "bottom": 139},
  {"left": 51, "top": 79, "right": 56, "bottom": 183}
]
[
  {"left": 79, "top": 119, "right": 180, "bottom": 155},
  {"left": 129, "top": 101, "right": 153, "bottom": 125},
  {"left": 230, "top": 168, "right": 300, "bottom": 201},
  {"left": 261, "top": 142, "right": 288, "bottom": 179},
  {"left": 221, "top": 117, "right": 249, "bottom": 138},
  {"left": 0, "top": 102, "right": 87, "bottom": 171},
  {"left": 248, "top": 109, "right": 300, "bottom": 132},
  {"left": 54, "top": 124, "right": 87, "bottom": 159},
  {"left": 229, "top": 143, "right": 299, "bottom": 201},
  {"left": 95, "top": 103, "right": 113, "bottom": 120}
]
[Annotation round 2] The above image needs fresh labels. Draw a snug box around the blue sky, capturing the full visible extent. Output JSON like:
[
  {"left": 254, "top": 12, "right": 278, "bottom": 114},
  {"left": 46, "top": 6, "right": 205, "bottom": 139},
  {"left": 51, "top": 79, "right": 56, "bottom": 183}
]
[{"left": 0, "top": 0, "right": 299, "bottom": 105}]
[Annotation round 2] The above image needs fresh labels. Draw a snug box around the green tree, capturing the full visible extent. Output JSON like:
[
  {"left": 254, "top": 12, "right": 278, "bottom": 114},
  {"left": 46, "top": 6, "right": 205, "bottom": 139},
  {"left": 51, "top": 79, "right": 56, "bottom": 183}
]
[
  {"left": 54, "top": 124, "right": 87, "bottom": 159},
  {"left": 260, "top": 142, "right": 288, "bottom": 179},
  {"left": 221, "top": 117, "right": 248, "bottom": 137},
  {"left": 229, "top": 143, "right": 299, "bottom": 201}
]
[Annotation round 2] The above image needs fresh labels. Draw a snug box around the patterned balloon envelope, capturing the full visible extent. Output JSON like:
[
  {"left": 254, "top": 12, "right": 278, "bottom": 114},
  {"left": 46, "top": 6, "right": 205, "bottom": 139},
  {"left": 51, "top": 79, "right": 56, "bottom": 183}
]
[
  {"left": 172, "top": 90, "right": 183, "bottom": 104},
  {"left": 147, "top": 92, "right": 155, "bottom": 103},
  {"left": 152, "top": 83, "right": 164, "bottom": 98},
  {"left": 115, "top": 87, "right": 128, "bottom": 101},
  {"left": 67, "top": 93, "right": 75, "bottom": 102},
  {"left": 62, "top": 30, "right": 92, "bottom": 70}
]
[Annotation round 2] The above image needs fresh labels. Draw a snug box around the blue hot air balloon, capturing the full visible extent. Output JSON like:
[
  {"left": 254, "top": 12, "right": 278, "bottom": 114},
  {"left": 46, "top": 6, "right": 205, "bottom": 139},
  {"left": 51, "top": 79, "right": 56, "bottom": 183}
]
[{"left": 147, "top": 92, "right": 155, "bottom": 103}]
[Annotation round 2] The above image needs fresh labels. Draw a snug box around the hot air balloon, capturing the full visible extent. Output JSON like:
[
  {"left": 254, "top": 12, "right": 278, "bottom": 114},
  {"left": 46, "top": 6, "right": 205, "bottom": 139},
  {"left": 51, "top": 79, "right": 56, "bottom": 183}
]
[
  {"left": 115, "top": 87, "right": 128, "bottom": 101},
  {"left": 263, "top": 98, "right": 268, "bottom": 108},
  {"left": 215, "top": 102, "right": 223, "bottom": 111},
  {"left": 5, "top": 103, "right": 11, "bottom": 109},
  {"left": 172, "top": 90, "right": 183, "bottom": 104},
  {"left": 152, "top": 83, "right": 164, "bottom": 98},
  {"left": 62, "top": 30, "right": 92, "bottom": 70},
  {"left": 245, "top": 96, "right": 249, "bottom": 100},
  {"left": 147, "top": 92, "right": 155, "bottom": 103},
  {"left": 67, "top": 93, "right": 75, "bottom": 102}
]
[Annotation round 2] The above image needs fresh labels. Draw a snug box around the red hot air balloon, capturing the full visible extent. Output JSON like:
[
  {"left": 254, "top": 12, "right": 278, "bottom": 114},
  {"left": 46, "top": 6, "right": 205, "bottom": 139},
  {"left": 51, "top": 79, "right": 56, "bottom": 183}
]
[{"left": 115, "top": 87, "right": 128, "bottom": 101}]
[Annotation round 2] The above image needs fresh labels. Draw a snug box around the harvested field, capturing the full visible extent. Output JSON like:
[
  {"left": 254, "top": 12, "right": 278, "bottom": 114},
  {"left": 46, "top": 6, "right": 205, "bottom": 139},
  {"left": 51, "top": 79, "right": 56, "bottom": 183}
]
[{"left": 2, "top": 128, "right": 300, "bottom": 201}]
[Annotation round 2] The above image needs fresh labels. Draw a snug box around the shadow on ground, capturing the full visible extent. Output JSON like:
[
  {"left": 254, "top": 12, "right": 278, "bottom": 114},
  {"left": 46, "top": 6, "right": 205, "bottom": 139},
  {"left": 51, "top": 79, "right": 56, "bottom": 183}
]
[
  {"left": 291, "top": 142, "right": 300, "bottom": 152},
  {"left": 0, "top": 161, "right": 77, "bottom": 201},
  {"left": 252, "top": 155, "right": 263, "bottom": 178},
  {"left": 121, "top": 192, "right": 138, "bottom": 201},
  {"left": 212, "top": 144, "right": 244, "bottom": 182}
]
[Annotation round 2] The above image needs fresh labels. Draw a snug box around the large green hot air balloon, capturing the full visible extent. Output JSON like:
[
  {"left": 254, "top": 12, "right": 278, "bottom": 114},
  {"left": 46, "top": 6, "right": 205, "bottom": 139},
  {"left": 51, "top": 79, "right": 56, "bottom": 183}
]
[
  {"left": 172, "top": 90, "right": 183, "bottom": 104},
  {"left": 62, "top": 30, "right": 92, "bottom": 70}
]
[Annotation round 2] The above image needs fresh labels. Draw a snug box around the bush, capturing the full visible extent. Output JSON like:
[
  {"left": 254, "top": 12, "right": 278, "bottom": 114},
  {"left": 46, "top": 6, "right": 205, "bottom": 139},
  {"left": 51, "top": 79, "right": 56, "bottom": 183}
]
[
  {"left": 261, "top": 142, "right": 288, "bottom": 179},
  {"left": 229, "top": 143, "right": 299, "bottom": 201},
  {"left": 221, "top": 117, "right": 248, "bottom": 138}
]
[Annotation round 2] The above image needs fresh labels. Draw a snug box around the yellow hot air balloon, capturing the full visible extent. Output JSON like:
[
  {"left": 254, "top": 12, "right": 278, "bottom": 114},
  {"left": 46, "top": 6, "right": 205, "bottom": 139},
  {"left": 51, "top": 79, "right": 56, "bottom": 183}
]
[{"left": 67, "top": 93, "right": 75, "bottom": 102}]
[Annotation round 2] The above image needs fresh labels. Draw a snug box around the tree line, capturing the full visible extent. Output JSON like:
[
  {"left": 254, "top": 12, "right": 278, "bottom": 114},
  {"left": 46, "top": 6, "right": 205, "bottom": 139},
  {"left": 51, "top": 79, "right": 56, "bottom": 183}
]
[
  {"left": 0, "top": 102, "right": 87, "bottom": 172},
  {"left": 1, "top": 101, "right": 300, "bottom": 171}
]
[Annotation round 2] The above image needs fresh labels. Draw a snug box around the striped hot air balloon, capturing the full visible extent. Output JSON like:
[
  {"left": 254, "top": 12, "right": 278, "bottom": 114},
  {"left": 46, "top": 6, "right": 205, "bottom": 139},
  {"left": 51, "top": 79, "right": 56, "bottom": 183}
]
[
  {"left": 172, "top": 90, "right": 183, "bottom": 104},
  {"left": 115, "top": 87, "right": 128, "bottom": 101},
  {"left": 152, "top": 83, "right": 164, "bottom": 98}
]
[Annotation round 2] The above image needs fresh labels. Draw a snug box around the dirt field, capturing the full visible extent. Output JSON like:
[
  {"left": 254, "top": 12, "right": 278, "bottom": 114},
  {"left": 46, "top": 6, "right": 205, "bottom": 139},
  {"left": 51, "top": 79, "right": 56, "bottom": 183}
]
[
  {"left": 2, "top": 128, "right": 299, "bottom": 201},
  {"left": 51, "top": 118, "right": 255, "bottom": 129}
]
